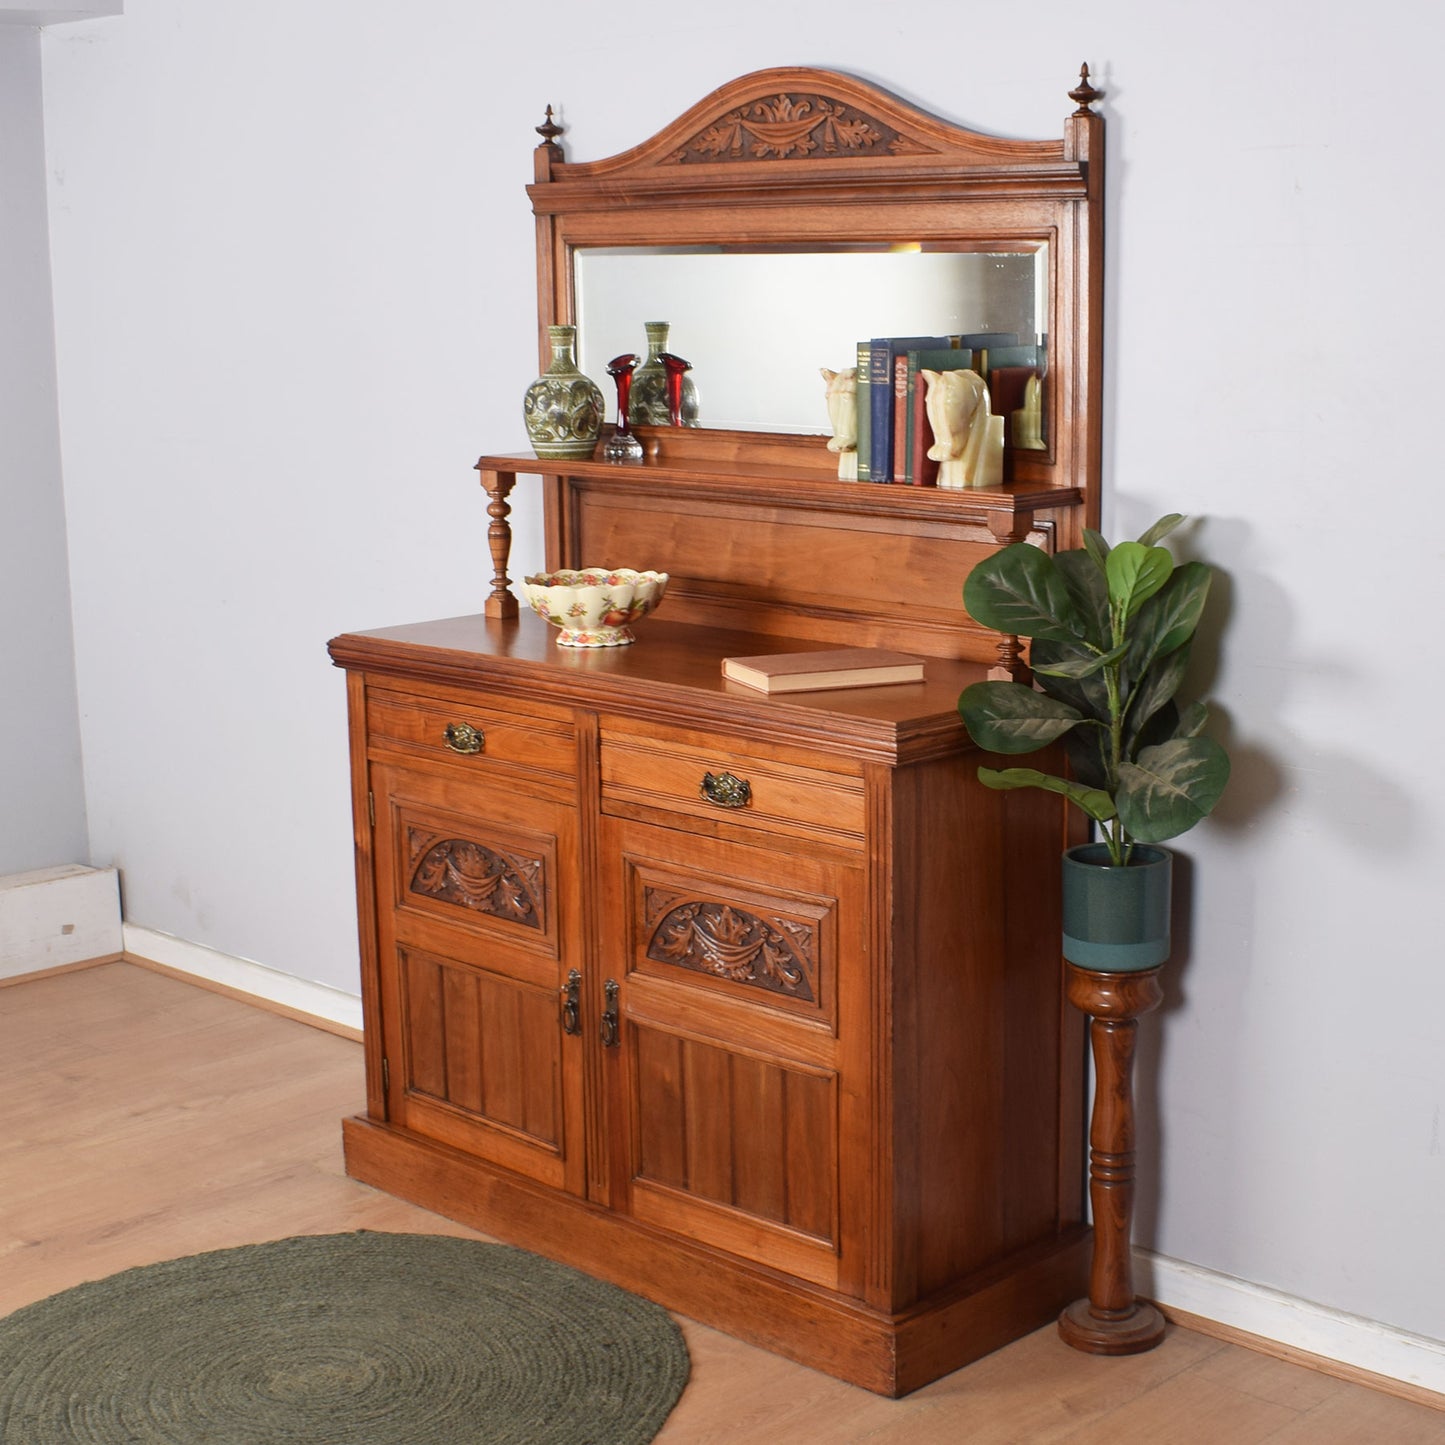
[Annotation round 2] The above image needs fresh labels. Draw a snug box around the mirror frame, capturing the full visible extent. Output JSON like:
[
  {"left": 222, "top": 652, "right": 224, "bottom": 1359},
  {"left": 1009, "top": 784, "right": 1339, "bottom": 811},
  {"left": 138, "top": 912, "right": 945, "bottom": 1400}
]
[{"left": 528, "top": 65, "right": 1103, "bottom": 531}]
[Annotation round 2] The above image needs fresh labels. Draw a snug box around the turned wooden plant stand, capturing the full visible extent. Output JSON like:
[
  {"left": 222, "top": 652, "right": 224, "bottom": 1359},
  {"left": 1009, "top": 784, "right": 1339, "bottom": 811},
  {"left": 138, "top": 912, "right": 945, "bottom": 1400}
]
[{"left": 1058, "top": 963, "right": 1167, "bottom": 1354}]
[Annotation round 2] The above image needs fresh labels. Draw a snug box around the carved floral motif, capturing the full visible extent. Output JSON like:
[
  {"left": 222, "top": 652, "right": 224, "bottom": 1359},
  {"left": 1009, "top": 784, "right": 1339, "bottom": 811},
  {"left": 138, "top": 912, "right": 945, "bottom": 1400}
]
[
  {"left": 408, "top": 829, "right": 543, "bottom": 930},
  {"left": 644, "top": 889, "right": 816, "bottom": 1001},
  {"left": 663, "top": 93, "right": 929, "bottom": 164}
]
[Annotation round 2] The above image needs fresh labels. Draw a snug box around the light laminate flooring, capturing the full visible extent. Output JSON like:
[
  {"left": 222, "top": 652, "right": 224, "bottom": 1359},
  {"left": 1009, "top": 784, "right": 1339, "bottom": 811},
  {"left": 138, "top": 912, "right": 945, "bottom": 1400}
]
[{"left": 2, "top": 962, "right": 1440, "bottom": 1443}]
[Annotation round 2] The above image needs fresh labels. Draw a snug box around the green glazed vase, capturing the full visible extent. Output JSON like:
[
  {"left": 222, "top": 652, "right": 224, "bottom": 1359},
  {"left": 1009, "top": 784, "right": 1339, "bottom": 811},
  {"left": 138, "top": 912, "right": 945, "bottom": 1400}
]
[
  {"left": 523, "top": 325, "right": 605, "bottom": 459},
  {"left": 1061, "top": 843, "right": 1172, "bottom": 972}
]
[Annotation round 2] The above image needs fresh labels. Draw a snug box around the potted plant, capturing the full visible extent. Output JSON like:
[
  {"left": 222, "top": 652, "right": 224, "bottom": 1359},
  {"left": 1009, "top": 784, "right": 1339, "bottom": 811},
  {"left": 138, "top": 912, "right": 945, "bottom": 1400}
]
[{"left": 958, "top": 514, "right": 1230, "bottom": 971}]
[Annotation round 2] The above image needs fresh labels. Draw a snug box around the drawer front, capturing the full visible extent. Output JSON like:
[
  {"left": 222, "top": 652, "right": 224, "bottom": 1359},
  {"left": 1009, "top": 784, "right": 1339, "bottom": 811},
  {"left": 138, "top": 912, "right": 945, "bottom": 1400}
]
[
  {"left": 367, "top": 684, "right": 576, "bottom": 781},
  {"left": 599, "top": 723, "right": 865, "bottom": 849}
]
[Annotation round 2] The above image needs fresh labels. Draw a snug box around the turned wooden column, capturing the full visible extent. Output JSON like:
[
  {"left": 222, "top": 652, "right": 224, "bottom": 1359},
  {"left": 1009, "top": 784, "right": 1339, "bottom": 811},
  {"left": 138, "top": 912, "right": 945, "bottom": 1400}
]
[
  {"left": 475, "top": 465, "right": 519, "bottom": 619},
  {"left": 1058, "top": 963, "right": 1167, "bottom": 1354}
]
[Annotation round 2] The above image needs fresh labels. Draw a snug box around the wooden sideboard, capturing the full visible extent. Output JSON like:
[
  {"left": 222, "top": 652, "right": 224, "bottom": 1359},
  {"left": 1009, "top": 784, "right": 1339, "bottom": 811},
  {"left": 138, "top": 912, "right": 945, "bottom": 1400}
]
[{"left": 330, "top": 66, "right": 1104, "bottom": 1395}]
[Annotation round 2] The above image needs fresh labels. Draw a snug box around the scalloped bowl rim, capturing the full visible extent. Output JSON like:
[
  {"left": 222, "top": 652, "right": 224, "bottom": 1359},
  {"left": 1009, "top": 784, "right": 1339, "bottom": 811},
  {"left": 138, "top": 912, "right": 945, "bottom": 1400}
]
[{"left": 523, "top": 568, "right": 669, "bottom": 589}]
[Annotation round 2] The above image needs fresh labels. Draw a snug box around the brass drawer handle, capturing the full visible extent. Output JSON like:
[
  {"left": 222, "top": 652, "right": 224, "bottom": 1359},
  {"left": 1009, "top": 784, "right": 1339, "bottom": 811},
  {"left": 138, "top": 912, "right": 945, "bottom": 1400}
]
[
  {"left": 443, "top": 722, "right": 485, "bottom": 755},
  {"left": 700, "top": 770, "right": 751, "bottom": 809}
]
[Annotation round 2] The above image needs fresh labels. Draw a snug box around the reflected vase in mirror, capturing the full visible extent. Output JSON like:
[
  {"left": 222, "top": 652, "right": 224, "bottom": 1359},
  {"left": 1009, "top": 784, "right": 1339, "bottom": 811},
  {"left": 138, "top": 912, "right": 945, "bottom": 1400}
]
[
  {"left": 523, "top": 324, "right": 604, "bottom": 459},
  {"left": 628, "top": 321, "right": 700, "bottom": 426}
]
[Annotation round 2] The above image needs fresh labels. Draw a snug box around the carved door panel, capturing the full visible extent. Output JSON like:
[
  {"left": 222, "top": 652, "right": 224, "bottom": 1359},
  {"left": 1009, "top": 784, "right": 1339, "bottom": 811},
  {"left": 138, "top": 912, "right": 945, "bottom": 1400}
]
[
  {"left": 371, "top": 761, "right": 586, "bottom": 1196},
  {"left": 599, "top": 816, "right": 870, "bottom": 1295}
]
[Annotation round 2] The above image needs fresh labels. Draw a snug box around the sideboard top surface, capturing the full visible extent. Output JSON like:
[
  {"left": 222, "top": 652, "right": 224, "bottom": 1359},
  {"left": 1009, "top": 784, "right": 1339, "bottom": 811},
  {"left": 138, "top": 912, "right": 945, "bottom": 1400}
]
[{"left": 329, "top": 612, "right": 984, "bottom": 764}]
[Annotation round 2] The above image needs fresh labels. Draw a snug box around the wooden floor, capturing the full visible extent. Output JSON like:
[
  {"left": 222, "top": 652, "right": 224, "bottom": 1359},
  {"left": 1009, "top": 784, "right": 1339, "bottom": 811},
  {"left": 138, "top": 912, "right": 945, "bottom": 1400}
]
[{"left": 2, "top": 962, "right": 1440, "bottom": 1444}]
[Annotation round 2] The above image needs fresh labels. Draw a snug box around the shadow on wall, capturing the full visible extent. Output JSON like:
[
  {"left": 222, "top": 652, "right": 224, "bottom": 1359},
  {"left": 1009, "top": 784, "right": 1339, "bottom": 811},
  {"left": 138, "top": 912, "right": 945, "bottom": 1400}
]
[{"left": 1127, "top": 514, "right": 1419, "bottom": 1249}]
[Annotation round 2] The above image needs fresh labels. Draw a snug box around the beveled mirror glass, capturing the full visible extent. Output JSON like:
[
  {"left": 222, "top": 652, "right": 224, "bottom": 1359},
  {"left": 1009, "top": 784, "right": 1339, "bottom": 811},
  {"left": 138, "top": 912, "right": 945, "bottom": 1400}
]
[{"left": 575, "top": 243, "right": 1048, "bottom": 434}]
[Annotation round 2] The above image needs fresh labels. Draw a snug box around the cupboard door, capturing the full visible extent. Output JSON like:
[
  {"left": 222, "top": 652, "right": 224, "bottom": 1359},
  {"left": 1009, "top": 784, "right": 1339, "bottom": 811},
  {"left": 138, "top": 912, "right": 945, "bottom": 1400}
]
[
  {"left": 370, "top": 760, "right": 585, "bottom": 1196},
  {"left": 599, "top": 817, "right": 868, "bottom": 1294}
]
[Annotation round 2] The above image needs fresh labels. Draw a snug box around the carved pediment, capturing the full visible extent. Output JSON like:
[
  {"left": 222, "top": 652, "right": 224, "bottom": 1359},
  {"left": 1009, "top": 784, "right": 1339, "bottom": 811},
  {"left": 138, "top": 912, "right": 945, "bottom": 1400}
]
[{"left": 662, "top": 91, "right": 932, "bottom": 164}]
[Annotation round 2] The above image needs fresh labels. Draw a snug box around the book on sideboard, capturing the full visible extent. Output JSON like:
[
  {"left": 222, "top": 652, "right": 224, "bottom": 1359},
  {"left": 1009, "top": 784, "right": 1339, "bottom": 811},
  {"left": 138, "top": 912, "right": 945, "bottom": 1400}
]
[{"left": 722, "top": 648, "right": 926, "bottom": 693}]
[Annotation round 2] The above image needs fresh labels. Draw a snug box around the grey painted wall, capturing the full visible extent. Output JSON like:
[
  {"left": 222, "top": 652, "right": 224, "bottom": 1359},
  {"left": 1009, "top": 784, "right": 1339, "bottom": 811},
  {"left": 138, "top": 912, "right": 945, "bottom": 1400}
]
[
  {"left": 0, "top": 26, "right": 87, "bottom": 874},
  {"left": 31, "top": 0, "right": 1445, "bottom": 1349}
]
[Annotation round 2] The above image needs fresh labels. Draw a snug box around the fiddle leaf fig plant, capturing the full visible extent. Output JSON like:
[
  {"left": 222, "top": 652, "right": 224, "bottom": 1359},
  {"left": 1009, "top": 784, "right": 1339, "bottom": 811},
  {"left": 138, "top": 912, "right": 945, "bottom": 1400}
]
[{"left": 958, "top": 515, "right": 1230, "bottom": 865}]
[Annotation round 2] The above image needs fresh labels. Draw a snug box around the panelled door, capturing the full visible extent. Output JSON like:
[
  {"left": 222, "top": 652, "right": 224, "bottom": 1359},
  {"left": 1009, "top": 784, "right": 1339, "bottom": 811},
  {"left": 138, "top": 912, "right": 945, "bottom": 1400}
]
[
  {"left": 598, "top": 815, "right": 870, "bottom": 1295},
  {"left": 370, "top": 760, "right": 586, "bottom": 1196}
]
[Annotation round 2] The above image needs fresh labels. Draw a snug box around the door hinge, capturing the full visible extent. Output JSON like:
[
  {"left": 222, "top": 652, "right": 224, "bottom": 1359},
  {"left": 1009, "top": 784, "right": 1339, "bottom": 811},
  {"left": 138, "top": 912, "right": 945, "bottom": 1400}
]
[
  {"left": 381, "top": 1056, "right": 390, "bottom": 1094},
  {"left": 368, "top": 790, "right": 375, "bottom": 828}
]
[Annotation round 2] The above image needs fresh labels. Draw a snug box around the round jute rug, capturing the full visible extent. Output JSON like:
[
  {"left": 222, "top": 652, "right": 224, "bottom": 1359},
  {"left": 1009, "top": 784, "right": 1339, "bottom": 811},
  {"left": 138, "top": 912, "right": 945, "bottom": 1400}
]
[{"left": 0, "top": 1231, "right": 690, "bottom": 1444}]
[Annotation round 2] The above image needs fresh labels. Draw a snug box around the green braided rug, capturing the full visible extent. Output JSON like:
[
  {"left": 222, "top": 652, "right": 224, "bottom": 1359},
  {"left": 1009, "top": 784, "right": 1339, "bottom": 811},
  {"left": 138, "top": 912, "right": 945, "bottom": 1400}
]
[{"left": 0, "top": 1232, "right": 690, "bottom": 1444}]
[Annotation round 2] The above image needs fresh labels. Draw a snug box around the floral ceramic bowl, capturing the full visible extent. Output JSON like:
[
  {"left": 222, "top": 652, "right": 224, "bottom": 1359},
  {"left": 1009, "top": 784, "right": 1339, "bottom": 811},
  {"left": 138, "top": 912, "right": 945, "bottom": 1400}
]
[{"left": 522, "top": 567, "right": 669, "bottom": 647}]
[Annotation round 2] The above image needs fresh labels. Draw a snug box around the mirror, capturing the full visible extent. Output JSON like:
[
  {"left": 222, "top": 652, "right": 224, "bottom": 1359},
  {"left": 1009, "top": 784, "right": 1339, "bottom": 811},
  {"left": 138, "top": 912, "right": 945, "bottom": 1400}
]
[{"left": 575, "top": 244, "right": 1048, "bottom": 435}]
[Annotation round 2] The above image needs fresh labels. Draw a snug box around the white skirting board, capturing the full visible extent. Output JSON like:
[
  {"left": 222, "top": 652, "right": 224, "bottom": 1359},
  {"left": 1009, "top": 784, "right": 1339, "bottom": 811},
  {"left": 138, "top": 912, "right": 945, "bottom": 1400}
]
[
  {"left": 121, "top": 923, "right": 364, "bottom": 1035},
  {"left": 0, "top": 865, "right": 122, "bottom": 980},
  {"left": 1138, "top": 1249, "right": 1445, "bottom": 1397}
]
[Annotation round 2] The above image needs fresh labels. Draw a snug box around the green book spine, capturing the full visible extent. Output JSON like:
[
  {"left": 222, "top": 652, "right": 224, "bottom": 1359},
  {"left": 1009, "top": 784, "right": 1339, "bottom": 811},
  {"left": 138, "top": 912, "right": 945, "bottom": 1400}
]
[{"left": 903, "top": 348, "right": 973, "bottom": 484}]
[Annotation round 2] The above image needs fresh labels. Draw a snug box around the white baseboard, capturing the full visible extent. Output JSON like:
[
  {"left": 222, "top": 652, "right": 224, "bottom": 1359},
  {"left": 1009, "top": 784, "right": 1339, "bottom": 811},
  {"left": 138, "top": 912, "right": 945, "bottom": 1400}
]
[
  {"left": 121, "top": 924, "right": 363, "bottom": 1035},
  {"left": 0, "top": 865, "right": 122, "bottom": 980},
  {"left": 1138, "top": 1249, "right": 1445, "bottom": 1398}
]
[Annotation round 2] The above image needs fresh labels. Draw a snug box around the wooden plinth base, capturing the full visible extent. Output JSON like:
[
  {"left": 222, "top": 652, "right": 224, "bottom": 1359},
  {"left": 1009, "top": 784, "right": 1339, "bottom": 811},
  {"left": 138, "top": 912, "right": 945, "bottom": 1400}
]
[
  {"left": 343, "top": 1114, "right": 1090, "bottom": 1396},
  {"left": 1058, "top": 1297, "right": 1166, "bottom": 1355}
]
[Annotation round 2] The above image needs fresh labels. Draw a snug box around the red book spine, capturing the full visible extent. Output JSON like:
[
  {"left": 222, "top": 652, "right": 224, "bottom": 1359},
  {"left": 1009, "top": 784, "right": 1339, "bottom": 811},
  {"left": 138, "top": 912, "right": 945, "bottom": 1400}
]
[
  {"left": 909, "top": 380, "right": 940, "bottom": 486},
  {"left": 893, "top": 354, "right": 911, "bottom": 485}
]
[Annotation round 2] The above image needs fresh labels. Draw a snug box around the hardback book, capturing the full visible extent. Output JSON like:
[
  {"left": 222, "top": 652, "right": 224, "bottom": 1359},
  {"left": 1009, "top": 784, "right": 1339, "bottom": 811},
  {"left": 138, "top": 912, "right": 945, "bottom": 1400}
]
[
  {"left": 869, "top": 336, "right": 959, "bottom": 482},
  {"left": 902, "top": 347, "right": 978, "bottom": 484},
  {"left": 982, "top": 342, "right": 1044, "bottom": 371},
  {"left": 722, "top": 648, "right": 926, "bottom": 693}
]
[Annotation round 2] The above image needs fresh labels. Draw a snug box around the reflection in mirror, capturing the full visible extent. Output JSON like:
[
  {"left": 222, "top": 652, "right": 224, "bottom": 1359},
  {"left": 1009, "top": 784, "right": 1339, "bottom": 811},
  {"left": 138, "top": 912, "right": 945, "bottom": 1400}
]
[{"left": 575, "top": 245, "right": 1047, "bottom": 435}]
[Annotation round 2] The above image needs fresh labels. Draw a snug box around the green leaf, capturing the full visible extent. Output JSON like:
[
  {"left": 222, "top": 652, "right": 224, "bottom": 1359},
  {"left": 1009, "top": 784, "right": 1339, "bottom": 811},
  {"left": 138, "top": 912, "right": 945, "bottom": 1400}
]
[
  {"left": 978, "top": 766, "right": 1118, "bottom": 823},
  {"left": 1133, "top": 698, "right": 1182, "bottom": 753},
  {"left": 1082, "top": 529, "right": 1111, "bottom": 570},
  {"left": 1125, "top": 561, "right": 1211, "bottom": 686},
  {"left": 1056, "top": 549, "right": 1111, "bottom": 650},
  {"left": 1032, "top": 640, "right": 1129, "bottom": 680},
  {"left": 963, "top": 544, "right": 1084, "bottom": 642},
  {"left": 1116, "top": 736, "right": 1231, "bottom": 842},
  {"left": 1136, "top": 513, "right": 1186, "bottom": 547},
  {"left": 958, "top": 681, "right": 1082, "bottom": 754},
  {"left": 1064, "top": 723, "right": 1113, "bottom": 791},
  {"left": 1175, "top": 700, "right": 1210, "bottom": 738},
  {"left": 1106, "top": 541, "right": 1174, "bottom": 620},
  {"left": 1123, "top": 641, "right": 1192, "bottom": 746},
  {"left": 1029, "top": 636, "right": 1110, "bottom": 722}
]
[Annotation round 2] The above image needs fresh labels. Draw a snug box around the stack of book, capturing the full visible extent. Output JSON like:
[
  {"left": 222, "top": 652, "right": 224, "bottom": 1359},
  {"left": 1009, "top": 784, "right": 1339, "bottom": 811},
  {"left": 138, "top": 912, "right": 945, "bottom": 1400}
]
[{"left": 850, "top": 333, "right": 1046, "bottom": 484}]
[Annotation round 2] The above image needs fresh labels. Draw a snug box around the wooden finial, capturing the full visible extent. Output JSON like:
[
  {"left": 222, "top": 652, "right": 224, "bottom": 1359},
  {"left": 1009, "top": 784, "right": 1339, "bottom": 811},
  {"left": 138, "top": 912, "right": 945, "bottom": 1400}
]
[
  {"left": 1069, "top": 63, "right": 1103, "bottom": 115},
  {"left": 535, "top": 105, "right": 563, "bottom": 148}
]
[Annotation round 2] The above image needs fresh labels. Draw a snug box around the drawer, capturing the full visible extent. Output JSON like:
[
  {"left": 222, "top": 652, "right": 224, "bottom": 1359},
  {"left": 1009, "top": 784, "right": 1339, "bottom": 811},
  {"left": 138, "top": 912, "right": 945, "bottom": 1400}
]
[
  {"left": 366, "top": 684, "right": 576, "bottom": 780},
  {"left": 599, "top": 721, "right": 865, "bottom": 848}
]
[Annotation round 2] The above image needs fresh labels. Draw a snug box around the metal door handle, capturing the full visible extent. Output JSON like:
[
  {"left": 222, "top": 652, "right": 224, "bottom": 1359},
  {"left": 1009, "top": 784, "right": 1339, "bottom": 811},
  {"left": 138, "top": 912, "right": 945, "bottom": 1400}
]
[{"left": 600, "top": 978, "right": 620, "bottom": 1048}]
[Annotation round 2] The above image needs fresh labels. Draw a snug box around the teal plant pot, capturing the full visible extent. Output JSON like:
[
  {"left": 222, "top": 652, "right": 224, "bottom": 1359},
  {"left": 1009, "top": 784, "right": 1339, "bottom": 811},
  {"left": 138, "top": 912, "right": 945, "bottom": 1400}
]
[{"left": 1061, "top": 843, "right": 1172, "bottom": 972}]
